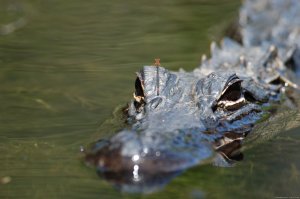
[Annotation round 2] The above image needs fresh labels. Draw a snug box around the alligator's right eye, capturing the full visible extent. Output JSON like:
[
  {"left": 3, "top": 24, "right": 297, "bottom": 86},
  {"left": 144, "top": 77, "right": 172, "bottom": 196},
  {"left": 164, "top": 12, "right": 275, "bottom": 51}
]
[{"left": 215, "top": 76, "right": 246, "bottom": 111}]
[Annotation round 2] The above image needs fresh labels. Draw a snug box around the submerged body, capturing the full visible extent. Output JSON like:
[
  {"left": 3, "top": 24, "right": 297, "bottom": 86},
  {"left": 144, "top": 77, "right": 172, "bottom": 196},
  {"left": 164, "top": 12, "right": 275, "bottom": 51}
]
[{"left": 86, "top": 0, "right": 300, "bottom": 193}]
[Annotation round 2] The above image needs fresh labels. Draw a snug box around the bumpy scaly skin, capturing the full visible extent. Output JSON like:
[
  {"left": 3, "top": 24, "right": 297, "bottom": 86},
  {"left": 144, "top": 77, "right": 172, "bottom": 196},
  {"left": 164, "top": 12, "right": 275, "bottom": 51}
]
[{"left": 86, "top": 0, "right": 300, "bottom": 193}]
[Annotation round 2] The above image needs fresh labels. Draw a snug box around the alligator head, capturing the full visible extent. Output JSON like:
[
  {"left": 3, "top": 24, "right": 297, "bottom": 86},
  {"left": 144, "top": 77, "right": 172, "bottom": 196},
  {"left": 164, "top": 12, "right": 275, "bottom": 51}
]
[
  {"left": 85, "top": 51, "right": 297, "bottom": 193},
  {"left": 130, "top": 66, "right": 266, "bottom": 133}
]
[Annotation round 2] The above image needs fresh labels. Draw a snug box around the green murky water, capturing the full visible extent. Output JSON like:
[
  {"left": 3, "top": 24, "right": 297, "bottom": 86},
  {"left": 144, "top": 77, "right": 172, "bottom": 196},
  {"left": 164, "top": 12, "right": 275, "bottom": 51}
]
[{"left": 0, "top": 0, "right": 299, "bottom": 198}]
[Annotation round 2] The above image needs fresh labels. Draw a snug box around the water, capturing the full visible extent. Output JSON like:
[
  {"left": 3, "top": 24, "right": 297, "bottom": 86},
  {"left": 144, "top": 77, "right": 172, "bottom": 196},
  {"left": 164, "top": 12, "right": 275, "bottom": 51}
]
[{"left": 0, "top": 0, "right": 299, "bottom": 198}]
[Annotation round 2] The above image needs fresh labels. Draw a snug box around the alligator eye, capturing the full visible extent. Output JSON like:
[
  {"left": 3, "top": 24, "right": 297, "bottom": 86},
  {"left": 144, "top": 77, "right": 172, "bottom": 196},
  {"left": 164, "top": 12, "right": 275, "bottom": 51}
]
[
  {"left": 134, "top": 77, "right": 145, "bottom": 103},
  {"left": 135, "top": 77, "right": 144, "bottom": 98},
  {"left": 220, "top": 80, "right": 242, "bottom": 101},
  {"left": 216, "top": 77, "right": 246, "bottom": 111},
  {"left": 133, "top": 76, "right": 146, "bottom": 112}
]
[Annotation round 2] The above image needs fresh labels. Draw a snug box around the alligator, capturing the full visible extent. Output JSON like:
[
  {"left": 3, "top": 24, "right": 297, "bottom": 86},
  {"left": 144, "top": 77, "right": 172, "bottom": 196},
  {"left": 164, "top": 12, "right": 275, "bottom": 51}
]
[{"left": 85, "top": 0, "right": 300, "bottom": 193}]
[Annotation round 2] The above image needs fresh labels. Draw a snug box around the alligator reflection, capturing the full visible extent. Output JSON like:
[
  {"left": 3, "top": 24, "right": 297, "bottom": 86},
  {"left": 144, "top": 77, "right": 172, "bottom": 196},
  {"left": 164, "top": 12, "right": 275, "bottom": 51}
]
[
  {"left": 85, "top": 136, "right": 243, "bottom": 193},
  {"left": 97, "top": 167, "right": 182, "bottom": 194}
]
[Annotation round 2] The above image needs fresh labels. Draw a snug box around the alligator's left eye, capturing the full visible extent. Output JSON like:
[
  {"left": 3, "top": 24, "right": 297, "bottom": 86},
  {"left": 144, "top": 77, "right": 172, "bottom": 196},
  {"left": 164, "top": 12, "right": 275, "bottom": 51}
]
[
  {"left": 134, "top": 77, "right": 144, "bottom": 103},
  {"left": 215, "top": 76, "right": 246, "bottom": 111},
  {"left": 133, "top": 77, "right": 145, "bottom": 112}
]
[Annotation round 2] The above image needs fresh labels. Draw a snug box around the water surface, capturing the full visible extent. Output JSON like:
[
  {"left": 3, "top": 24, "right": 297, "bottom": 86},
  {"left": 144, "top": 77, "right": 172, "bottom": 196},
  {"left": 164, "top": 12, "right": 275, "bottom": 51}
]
[{"left": 0, "top": 0, "right": 299, "bottom": 198}]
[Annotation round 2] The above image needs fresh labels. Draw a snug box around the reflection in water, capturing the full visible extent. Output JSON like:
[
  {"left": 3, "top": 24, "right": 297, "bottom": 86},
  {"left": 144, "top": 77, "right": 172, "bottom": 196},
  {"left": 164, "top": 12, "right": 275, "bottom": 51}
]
[
  {"left": 85, "top": 131, "right": 245, "bottom": 193},
  {"left": 98, "top": 169, "right": 182, "bottom": 194}
]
